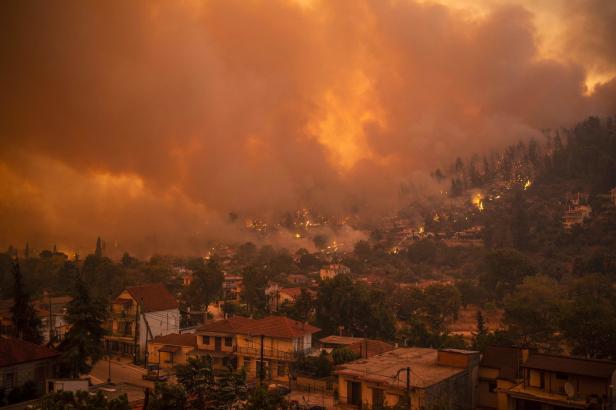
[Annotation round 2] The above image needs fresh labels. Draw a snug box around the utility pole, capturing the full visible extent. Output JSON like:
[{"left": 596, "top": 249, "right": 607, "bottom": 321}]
[
  {"left": 133, "top": 299, "right": 140, "bottom": 364},
  {"left": 47, "top": 291, "right": 53, "bottom": 346},
  {"left": 395, "top": 367, "right": 411, "bottom": 409},
  {"left": 107, "top": 341, "right": 112, "bottom": 383},
  {"left": 259, "top": 334, "right": 265, "bottom": 388}
]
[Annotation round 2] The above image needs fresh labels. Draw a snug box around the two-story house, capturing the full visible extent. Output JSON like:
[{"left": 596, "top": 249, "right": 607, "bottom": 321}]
[
  {"left": 194, "top": 316, "right": 320, "bottom": 381},
  {"left": 507, "top": 353, "right": 616, "bottom": 409},
  {"left": 105, "top": 284, "right": 180, "bottom": 362},
  {"left": 477, "top": 346, "right": 530, "bottom": 410}
]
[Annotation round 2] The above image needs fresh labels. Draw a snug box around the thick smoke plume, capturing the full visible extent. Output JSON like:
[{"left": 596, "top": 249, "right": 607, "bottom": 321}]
[{"left": 0, "top": 0, "right": 614, "bottom": 255}]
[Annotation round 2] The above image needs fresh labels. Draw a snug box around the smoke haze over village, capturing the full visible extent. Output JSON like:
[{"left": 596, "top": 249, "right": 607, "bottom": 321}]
[{"left": 1, "top": 0, "right": 615, "bottom": 255}]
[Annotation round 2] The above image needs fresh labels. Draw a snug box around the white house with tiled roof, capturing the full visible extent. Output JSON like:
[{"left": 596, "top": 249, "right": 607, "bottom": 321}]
[{"left": 105, "top": 283, "right": 180, "bottom": 362}]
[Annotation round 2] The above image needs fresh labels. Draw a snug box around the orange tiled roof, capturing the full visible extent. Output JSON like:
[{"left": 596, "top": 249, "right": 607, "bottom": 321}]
[{"left": 198, "top": 316, "right": 320, "bottom": 339}]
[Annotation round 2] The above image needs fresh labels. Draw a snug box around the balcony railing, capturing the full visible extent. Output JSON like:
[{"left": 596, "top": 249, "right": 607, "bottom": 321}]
[{"left": 235, "top": 346, "right": 317, "bottom": 361}]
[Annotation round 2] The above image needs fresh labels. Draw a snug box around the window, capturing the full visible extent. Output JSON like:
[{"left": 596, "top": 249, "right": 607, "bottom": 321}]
[
  {"left": 556, "top": 372, "right": 568, "bottom": 380},
  {"left": 278, "top": 363, "right": 287, "bottom": 377},
  {"left": 3, "top": 372, "right": 15, "bottom": 390},
  {"left": 243, "top": 357, "right": 252, "bottom": 371},
  {"left": 488, "top": 382, "right": 497, "bottom": 393},
  {"left": 372, "top": 388, "right": 384, "bottom": 407},
  {"left": 224, "top": 337, "right": 232, "bottom": 347},
  {"left": 202, "top": 336, "right": 210, "bottom": 345}
]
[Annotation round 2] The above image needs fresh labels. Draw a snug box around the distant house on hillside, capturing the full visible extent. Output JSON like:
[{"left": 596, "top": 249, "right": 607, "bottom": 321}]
[
  {"left": 105, "top": 283, "right": 180, "bottom": 362},
  {"left": 562, "top": 192, "right": 592, "bottom": 229},
  {"left": 319, "top": 263, "right": 350, "bottom": 280}
]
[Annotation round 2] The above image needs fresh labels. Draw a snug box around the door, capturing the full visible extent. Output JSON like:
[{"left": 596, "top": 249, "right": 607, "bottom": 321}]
[{"left": 215, "top": 336, "right": 222, "bottom": 351}]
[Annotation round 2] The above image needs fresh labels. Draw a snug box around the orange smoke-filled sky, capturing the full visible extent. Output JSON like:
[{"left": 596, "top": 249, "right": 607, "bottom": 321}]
[{"left": 0, "top": 0, "right": 615, "bottom": 255}]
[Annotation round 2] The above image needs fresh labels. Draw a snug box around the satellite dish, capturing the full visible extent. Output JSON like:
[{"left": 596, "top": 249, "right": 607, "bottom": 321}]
[{"left": 564, "top": 382, "right": 575, "bottom": 399}]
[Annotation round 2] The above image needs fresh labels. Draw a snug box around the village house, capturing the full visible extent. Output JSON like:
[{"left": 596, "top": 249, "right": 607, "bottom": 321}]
[
  {"left": 34, "top": 295, "right": 72, "bottom": 345},
  {"left": 319, "top": 263, "right": 350, "bottom": 280},
  {"left": 477, "top": 346, "right": 530, "bottom": 410},
  {"left": 223, "top": 274, "right": 243, "bottom": 302},
  {"left": 286, "top": 273, "right": 309, "bottom": 285},
  {"left": 1, "top": 336, "right": 59, "bottom": 396},
  {"left": 195, "top": 316, "right": 320, "bottom": 381},
  {"left": 506, "top": 353, "right": 616, "bottom": 409},
  {"left": 335, "top": 347, "right": 479, "bottom": 409},
  {"left": 147, "top": 333, "right": 198, "bottom": 369},
  {"left": 265, "top": 284, "right": 305, "bottom": 312},
  {"left": 105, "top": 283, "right": 180, "bottom": 362},
  {"left": 0, "top": 296, "right": 72, "bottom": 345},
  {"left": 562, "top": 192, "right": 593, "bottom": 229}
]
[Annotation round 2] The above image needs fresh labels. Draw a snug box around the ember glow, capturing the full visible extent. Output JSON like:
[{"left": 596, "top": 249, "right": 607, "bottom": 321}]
[{"left": 0, "top": 0, "right": 615, "bottom": 254}]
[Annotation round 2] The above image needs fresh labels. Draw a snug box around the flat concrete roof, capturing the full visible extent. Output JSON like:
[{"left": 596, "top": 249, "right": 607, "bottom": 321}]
[{"left": 335, "top": 348, "right": 467, "bottom": 389}]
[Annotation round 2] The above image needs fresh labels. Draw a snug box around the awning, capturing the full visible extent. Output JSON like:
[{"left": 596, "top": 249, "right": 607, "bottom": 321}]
[{"left": 158, "top": 345, "right": 181, "bottom": 353}]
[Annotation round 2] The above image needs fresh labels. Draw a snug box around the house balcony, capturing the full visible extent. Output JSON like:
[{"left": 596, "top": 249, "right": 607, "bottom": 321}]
[{"left": 236, "top": 346, "right": 317, "bottom": 361}]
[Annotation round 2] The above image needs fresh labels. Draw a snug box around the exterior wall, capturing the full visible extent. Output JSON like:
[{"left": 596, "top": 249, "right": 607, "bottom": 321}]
[
  {"left": 496, "top": 379, "right": 515, "bottom": 410},
  {"left": 141, "top": 309, "right": 180, "bottom": 348},
  {"left": 522, "top": 368, "right": 612, "bottom": 406},
  {"left": 478, "top": 367, "right": 500, "bottom": 409},
  {"left": 46, "top": 379, "right": 89, "bottom": 393},
  {"left": 1, "top": 359, "right": 56, "bottom": 395},
  {"left": 423, "top": 371, "right": 473, "bottom": 410},
  {"left": 197, "top": 332, "right": 236, "bottom": 352}
]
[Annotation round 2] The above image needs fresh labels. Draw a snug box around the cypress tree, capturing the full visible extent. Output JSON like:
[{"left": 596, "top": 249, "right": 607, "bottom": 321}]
[
  {"left": 95, "top": 237, "right": 103, "bottom": 258},
  {"left": 10, "top": 259, "right": 43, "bottom": 344},
  {"left": 59, "top": 271, "right": 107, "bottom": 377}
]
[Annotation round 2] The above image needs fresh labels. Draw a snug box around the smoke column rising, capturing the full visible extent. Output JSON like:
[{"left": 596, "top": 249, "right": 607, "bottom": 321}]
[{"left": 0, "top": 0, "right": 614, "bottom": 254}]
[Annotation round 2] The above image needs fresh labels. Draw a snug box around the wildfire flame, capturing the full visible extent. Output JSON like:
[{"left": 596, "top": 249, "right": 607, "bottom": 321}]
[
  {"left": 472, "top": 193, "right": 484, "bottom": 211},
  {"left": 523, "top": 179, "right": 532, "bottom": 190}
]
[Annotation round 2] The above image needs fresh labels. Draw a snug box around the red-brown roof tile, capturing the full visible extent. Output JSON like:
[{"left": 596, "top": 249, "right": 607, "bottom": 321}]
[
  {"left": 0, "top": 336, "right": 59, "bottom": 367},
  {"left": 197, "top": 316, "right": 320, "bottom": 339},
  {"left": 150, "top": 333, "right": 197, "bottom": 348},
  {"left": 125, "top": 284, "right": 178, "bottom": 313}
]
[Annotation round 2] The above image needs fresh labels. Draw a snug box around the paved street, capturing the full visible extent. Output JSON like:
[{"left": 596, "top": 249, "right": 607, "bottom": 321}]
[{"left": 90, "top": 358, "right": 153, "bottom": 389}]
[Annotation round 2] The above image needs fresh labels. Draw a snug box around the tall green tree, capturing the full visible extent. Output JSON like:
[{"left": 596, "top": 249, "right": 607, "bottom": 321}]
[
  {"left": 185, "top": 259, "right": 224, "bottom": 312},
  {"left": 147, "top": 383, "right": 187, "bottom": 410},
  {"left": 560, "top": 275, "right": 616, "bottom": 359},
  {"left": 10, "top": 259, "right": 43, "bottom": 344},
  {"left": 175, "top": 356, "right": 214, "bottom": 410},
  {"left": 503, "top": 275, "right": 562, "bottom": 347},
  {"left": 95, "top": 237, "right": 103, "bottom": 258},
  {"left": 58, "top": 272, "right": 107, "bottom": 377}
]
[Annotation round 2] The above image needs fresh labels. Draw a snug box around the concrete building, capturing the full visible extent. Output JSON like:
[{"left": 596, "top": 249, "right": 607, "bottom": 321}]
[
  {"left": 507, "top": 353, "right": 616, "bottom": 409},
  {"left": 194, "top": 316, "right": 320, "bottom": 382},
  {"left": 478, "top": 346, "right": 529, "bottom": 410},
  {"left": 0, "top": 336, "right": 59, "bottom": 396},
  {"left": 335, "top": 347, "right": 479, "bottom": 409},
  {"left": 105, "top": 283, "right": 180, "bottom": 362}
]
